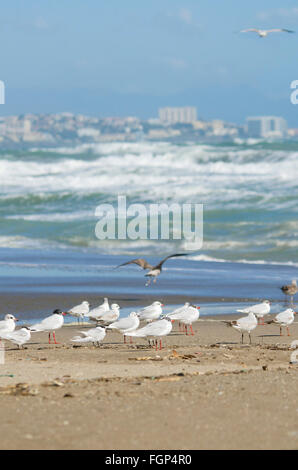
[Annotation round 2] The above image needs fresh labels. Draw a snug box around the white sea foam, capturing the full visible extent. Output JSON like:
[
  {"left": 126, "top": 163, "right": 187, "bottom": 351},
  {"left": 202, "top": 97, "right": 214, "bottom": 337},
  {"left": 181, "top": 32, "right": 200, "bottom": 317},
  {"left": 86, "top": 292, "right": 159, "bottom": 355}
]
[{"left": 1, "top": 143, "right": 297, "bottom": 206}]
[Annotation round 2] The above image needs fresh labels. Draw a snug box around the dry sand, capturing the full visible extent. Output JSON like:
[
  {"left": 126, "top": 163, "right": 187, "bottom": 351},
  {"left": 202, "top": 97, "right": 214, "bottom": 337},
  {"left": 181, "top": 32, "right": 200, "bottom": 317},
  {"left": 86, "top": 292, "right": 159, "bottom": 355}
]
[{"left": 0, "top": 315, "right": 297, "bottom": 450}]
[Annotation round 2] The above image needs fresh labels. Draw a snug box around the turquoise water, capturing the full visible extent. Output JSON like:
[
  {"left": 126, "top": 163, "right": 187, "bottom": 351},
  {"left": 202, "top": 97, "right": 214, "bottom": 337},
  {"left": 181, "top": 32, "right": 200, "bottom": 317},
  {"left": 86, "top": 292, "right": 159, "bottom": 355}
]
[{"left": 0, "top": 140, "right": 297, "bottom": 265}]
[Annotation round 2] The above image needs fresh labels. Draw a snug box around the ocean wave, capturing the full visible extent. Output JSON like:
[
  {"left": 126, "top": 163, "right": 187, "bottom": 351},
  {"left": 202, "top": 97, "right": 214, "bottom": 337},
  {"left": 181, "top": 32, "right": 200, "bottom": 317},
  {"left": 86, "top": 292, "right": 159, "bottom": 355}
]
[{"left": 0, "top": 141, "right": 297, "bottom": 266}]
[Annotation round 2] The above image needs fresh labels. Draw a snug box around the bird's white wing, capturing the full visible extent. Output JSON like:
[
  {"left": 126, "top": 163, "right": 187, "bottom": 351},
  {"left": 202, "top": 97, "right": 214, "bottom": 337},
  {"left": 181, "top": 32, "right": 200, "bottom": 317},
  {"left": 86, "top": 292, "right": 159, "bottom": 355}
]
[
  {"left": 275, "top": 310, "right": 293, "bottom": 323},
  {"left": 3, "top": 329, "right": 30, "bottom": 343},
  {"left": 30, "top": 314, "right": 61, "bottom": 331},
  {"left": 131, "top": 320, "right": 167, "bottom": 337},
  {"left": 240, "top": 28, "right": 259, "bottom": 33},
  {"left": 236, "top": 316, "right": 256, "bottom": 329},
  {"left": 0, "top": 320, "right": 10, "bottom": 331},
  {"left": 71, "top": 336, "right": 93, "bottom": 343},
  {"left": 109, "top": 317, "right": 133, "bottom": 329},
  {"left": 266, "top": 29, "right": 294, "bottom": 33},
  {"left": 237, "top": 303, "right": 268, "bottom": 315}
]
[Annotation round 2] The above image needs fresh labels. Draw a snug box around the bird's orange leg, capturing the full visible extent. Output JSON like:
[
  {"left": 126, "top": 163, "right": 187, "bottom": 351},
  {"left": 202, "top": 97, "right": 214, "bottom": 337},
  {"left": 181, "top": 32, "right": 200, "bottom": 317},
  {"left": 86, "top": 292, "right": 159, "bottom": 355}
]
[
  {"left": 190, "top": 325, "right": 194, "bottom": 336},
  {"left": 52, "top": 332, "right": 60, "bottom": 344}
]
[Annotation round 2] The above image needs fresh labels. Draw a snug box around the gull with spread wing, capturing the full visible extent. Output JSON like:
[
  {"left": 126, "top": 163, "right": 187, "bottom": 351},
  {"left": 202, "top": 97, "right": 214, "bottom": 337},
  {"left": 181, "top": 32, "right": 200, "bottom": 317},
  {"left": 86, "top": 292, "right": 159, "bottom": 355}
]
[
  {"left": 116, "top": 253, "right": 187, "bottom": 286},
  {"left": 240, "top": 28, "right": 294, "bottom": 38}
]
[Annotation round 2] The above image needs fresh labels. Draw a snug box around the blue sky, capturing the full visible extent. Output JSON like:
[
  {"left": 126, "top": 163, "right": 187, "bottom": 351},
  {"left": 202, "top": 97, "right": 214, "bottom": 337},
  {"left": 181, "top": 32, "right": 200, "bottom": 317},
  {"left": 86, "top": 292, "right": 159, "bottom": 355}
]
[{"left": 1, "top": 0, "right": 298, "bottom": 124}]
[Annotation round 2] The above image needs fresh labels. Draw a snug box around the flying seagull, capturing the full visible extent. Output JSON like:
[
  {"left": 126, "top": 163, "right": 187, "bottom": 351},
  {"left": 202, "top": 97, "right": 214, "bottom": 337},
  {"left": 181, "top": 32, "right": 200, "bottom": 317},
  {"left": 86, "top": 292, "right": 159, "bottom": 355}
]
[
  {"left": 240, "top": 28, "right": 294, "bottom": 38},
  {"left": 116, "top": 253, "right": 187, "bottom": 286}
]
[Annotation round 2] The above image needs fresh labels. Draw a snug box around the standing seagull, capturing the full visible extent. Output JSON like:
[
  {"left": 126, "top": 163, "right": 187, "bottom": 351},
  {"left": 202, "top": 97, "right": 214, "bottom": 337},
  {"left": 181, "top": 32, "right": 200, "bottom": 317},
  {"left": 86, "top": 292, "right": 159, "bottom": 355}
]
[
  {"left": 168, "top": 304, "right": 200, "bottom": 336},
  {"left": 223, "top": 312, "right": 258, "bottom": 344},
  {"left": 88, "top": 298, "right": 110, "bottom": 322},
  {"left": 1, "top": 328, "right": 31, "bottom": 349},
  {"left": 0, "top": 314, "right": 18, "bottom": 335},
  {"left": 126, "top": 317, "right": 173, "bottom": 350},
  {"left": 137, "top": 301, "right": 164, "bottom": 322},
  {"left": 29, "top": 309, "right": 66, "bottom": 344},
  {"left": 95, "top": 304, "right": 120, "bottom": 325},
  {"left": 266, "top": 308, "right": 296, "bottom": 336},
  {"left": 67, "top": 301, "right": 89, "bottom": 324},
  {"left": 237, "top": 300, "right": 270, "bottom": 325},
  {"left": 108, "top": 312, "right": 140, "bottom": 344},
  {"left": 240, "top": 28, "right": 294, "bottom": 38},
  {"left": 71, "top": 326, "right": 106, "bottom": 347},
  {"left": 116, "top": 253, "right": 187, "bottom": 286},
  {"left": 281, "top": 280, "right": 297, "bottom": 305}
]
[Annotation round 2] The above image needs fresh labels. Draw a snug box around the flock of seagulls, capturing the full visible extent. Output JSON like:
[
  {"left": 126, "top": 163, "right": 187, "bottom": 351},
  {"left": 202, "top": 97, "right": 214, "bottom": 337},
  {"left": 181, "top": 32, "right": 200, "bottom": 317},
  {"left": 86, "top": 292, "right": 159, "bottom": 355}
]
[
  {"left": 224, "top": 300, "right": 296, "bottom": 344},
  {"left": 0, "top": 296, "right": 296, "bottom": 349}
]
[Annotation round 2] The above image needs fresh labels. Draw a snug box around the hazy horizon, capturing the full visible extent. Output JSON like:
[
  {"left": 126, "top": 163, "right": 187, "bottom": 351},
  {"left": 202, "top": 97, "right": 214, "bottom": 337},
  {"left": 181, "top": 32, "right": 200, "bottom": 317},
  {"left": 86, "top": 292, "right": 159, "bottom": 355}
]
[{"left": 1, "top": 1, "right": 298, "bottom": 125}]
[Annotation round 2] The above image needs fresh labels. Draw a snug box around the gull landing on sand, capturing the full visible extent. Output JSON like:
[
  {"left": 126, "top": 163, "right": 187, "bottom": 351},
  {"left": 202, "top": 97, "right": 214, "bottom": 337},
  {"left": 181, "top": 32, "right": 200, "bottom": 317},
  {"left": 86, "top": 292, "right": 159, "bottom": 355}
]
[
  {"left": 240, "top": 28, "right": 294, "bottom": 38},
  {"left": 29, "top": 309, "right": 66, "bottom": 344},
  {"left": 116, "top": 253, "right": 187, "bottom": 286}
]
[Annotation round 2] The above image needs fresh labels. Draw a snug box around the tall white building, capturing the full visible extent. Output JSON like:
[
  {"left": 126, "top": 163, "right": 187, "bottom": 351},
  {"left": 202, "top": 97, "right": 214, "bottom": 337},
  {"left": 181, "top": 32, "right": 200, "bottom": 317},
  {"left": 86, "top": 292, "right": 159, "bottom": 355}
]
[
  {"left": 246, "top": 116, "right": 287, "bottom": 138},
  {"left": 159, "top": 107, "right": 197, "bottom": 124}
]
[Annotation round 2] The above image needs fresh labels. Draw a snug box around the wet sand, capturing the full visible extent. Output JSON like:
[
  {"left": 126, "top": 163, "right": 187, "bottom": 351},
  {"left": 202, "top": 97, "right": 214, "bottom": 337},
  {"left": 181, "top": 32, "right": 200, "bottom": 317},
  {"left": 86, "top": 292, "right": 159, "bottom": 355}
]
[{"left": 0, "top": 312, "right": 297, "bottom": 450}]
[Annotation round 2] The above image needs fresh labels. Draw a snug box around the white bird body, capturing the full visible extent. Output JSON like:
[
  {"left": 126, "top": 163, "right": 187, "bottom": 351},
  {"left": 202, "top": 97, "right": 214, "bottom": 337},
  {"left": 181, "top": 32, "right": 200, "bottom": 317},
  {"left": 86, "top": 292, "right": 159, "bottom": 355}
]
[
  {"left": 167, "top": 304, "right": 200, "bottom": 335},
  {"left": 29, "top": 309, "right": 66, "bottom": 344},
  {"left": 177, "top": 306, "right": 200, "bottom": 326},
  {"left": 67, "top": 301, "right": 90, "bottom": 322},
  {"left": 275, "top": 309, "right": 296, "bottom": 326},
  {"left": 225, "top": 312, "right": 258, "bottom": 344},
  {"left": 232, "top": 312, "right": 258, "bottom": 333},
  {"left": 95, "top": 304, "right": 120, "bottom": 324},
  {"left": 71, "top": 326, "right": 106, "bottom": 346},
  {"left": 108, "top": 312, "right": 140, "bottom": 334},
  {"left": 137, "top": 301, "right": 163, "bottom": 322},
  {"left": 240, "top": 28, "right": 294, "bottom": 38},
  {"left": 88, "top": 298, "right": 110, "bottom": 321},
  {"left": 167, "top": 303, "right": 190, "bottom": 320},
  {"left": 2, "top": 328, "right": 31, "bottom": 348},
  {"left": 0, "top": 314, "right": 18, "bottom": 335},
  {"left": 268, "top": 309, "right": 296, "bottom": 336},
  {"left": 237, "top": 300, "right": 270, "bottom": 324},
  {"left": 30, "top": 313, "right": 64, "bottom": 333},
  {"left": 127, "top": 317, "right": 172, "bottom": 349}
]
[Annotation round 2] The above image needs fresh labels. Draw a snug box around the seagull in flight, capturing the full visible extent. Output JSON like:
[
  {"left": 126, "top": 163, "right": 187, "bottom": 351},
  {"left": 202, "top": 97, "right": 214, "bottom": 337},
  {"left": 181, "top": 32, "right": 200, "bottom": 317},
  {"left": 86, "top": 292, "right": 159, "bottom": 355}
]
[
  {"left": 240, "top": 28, "right": 294, "bottom": 38},
  {"left": 116, "top": 253, "right": 187, "bottom": 286}
]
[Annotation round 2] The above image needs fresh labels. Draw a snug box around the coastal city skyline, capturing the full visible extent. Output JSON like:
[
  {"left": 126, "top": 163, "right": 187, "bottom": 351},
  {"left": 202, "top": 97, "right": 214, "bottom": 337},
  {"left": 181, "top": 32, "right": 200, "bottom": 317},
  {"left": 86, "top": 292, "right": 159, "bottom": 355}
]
[
  {"left": 0, "top": 107, "right": 292, "bottom": 146},
  {"left": 1, "top": 1, "right": 298, "bottom": 124}
]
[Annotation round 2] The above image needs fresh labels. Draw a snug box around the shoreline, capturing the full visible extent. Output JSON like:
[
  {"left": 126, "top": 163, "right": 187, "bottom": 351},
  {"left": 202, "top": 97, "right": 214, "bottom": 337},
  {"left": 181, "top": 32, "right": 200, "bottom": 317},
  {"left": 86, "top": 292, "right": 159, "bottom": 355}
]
[{"left": 0, "top": 320, "right": 297, "bottom": 450}]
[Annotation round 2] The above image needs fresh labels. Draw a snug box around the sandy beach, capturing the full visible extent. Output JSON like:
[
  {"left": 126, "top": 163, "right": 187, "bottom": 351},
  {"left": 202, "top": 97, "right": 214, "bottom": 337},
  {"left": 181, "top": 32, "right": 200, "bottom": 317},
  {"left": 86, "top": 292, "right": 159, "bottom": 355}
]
[{"left": 0, "top": 304, "right": 297, "bottom": 450}]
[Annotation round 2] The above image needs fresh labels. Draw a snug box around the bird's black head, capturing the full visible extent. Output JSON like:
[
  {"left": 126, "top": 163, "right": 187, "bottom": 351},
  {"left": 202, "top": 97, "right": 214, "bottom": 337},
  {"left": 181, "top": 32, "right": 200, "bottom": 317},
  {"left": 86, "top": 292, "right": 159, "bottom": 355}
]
[{"left": 53, "top": 309, "right": 64, "bottom": 315}]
